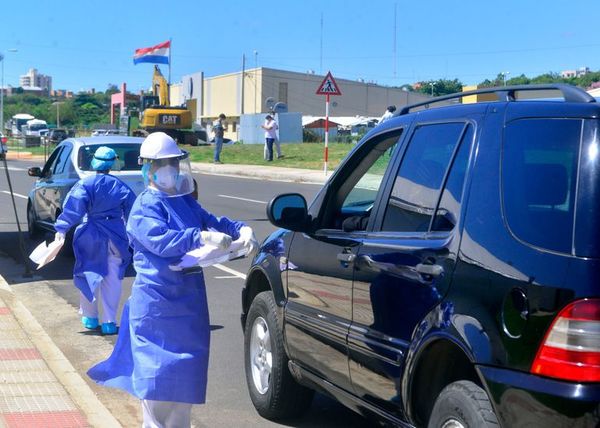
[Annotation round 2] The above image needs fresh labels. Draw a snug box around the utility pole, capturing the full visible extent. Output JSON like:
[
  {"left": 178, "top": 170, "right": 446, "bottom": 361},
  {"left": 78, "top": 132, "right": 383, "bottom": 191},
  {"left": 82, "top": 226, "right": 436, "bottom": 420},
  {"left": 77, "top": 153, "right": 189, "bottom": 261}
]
[
  {"left": 320, "top": 13, "right": 324, "bottom": 74},
  {"left": 393, "top": 3, "right": 397, "bottom": 79},
  {"left": 241, "top": 54, "right": 246, "bottom": 115},
  {"left": 254, "top": 50, "right": 258, "bottom": 113}
]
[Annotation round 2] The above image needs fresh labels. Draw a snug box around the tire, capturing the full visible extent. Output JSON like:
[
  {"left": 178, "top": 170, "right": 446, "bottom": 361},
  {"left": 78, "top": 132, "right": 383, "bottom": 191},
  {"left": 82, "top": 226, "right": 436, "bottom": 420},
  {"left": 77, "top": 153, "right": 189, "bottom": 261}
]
[
  {"left": 428, "top": 381, "right": 499, "bottom": 428},
  {"left": 27, "top": 202, "right": 41, "bottom": 239},
  {"left": 244, "top": 291, "right": 314, "bottom": 420}
]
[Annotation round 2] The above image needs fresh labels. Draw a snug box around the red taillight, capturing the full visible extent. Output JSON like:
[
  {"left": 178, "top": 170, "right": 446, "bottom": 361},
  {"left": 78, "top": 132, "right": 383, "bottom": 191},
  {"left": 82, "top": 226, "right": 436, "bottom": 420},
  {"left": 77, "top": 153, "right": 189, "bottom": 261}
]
[{"left": 531, "top": 299, "right": 600, "bottom": 382}]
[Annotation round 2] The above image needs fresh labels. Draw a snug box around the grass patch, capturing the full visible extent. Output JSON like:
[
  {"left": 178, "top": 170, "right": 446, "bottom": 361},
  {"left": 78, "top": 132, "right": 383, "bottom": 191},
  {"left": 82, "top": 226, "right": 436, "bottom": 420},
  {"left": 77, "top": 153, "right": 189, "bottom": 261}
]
[
  {"left": 188, "top": 142, "right": 356, "bottom": 170},
  {"left": 6, "top": 138, "right": 49, "bottom": 156}
]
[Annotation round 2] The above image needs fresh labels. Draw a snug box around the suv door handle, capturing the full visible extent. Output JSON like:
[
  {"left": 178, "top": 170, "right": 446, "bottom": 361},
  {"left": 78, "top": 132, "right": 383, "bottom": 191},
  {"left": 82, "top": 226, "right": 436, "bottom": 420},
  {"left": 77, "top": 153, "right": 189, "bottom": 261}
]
[
  {"left": 415, "top": 263, "right": 444, "bottom": 278},
  {"left": 337, "top": 253, "right": 356, "bottom": 264}
]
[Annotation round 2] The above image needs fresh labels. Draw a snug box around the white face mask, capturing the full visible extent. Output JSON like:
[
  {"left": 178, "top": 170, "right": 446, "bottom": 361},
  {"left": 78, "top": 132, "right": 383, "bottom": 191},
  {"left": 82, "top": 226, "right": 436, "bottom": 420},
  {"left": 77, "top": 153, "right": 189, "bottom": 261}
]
[{"left": 153, "top": 165, "right": 178, "bottom": 190}]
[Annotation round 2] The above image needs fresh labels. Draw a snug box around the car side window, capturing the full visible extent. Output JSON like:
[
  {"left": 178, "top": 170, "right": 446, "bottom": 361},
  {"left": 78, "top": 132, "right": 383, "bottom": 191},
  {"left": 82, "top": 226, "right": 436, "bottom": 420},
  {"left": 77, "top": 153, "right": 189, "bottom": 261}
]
[
  {"left": 431, "top": 126, "right": 474, "bottom": 232},
  {"left": 322, "top": 130, "right": 403, "bottom": 230},
  {"left": 53, "top": 144, "right": 73, "bottom": 176},
  {"left": 41, "top": 147, "right": 63, "bottom": 178},
  {"left": 381, "top": 122, "right": 466, "bottom": 232}
]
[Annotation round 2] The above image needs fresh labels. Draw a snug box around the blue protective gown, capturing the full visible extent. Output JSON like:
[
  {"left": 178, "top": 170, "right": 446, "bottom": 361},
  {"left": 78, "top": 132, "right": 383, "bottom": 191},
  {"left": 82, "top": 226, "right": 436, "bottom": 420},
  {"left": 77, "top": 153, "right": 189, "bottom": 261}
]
[
  {"left": 88, "top": 189, "right": 245, "bottom": 404},
  {"left": 54, "top": 174, "right": 136, "bottom": 302}
]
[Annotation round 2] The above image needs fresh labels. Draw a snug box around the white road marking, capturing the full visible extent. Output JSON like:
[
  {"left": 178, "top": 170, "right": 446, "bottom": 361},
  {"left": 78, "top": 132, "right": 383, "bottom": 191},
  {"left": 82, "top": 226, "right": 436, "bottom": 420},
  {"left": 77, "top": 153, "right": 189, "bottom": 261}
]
[
  {"left": 214, "top": 275, "right": 241, "bottom": 279},
  {"left": 218, "top": 194, "right": 267, "bottom": 204},
  {"left": 0, "top": 166, "right": 26, "bottom": 171},
  {"left": 0, "top": 190, "right": 28, "bottom": 200},
  {"left": 213, "top": 264, "right": 247, "bottom": 280}
]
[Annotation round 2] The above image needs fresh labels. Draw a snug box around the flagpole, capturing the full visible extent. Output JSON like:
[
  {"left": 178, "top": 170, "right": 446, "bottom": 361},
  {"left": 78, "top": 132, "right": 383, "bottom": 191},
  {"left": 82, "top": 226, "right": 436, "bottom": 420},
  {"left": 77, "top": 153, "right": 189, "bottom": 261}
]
[
  {"left": 168, "top": 38, "right": 172, "bottom": 85},
  {"left": 168, "top": 38, "right": 172, "bottom": 105}
]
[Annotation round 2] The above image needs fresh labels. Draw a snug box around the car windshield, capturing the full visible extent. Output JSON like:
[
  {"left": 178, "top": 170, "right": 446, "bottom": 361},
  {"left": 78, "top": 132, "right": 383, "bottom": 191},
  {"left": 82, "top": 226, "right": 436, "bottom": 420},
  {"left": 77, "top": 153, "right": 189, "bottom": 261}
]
[{"left": 78, "top": 143, "right": 141, "bottom": 171}]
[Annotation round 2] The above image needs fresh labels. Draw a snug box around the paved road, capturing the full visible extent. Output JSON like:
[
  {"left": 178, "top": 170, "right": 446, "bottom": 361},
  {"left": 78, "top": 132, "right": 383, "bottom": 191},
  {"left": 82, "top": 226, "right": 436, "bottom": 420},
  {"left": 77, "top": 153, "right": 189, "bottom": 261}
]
[{"left": 0, "top": 159, "right": 374, "bottom": 427}]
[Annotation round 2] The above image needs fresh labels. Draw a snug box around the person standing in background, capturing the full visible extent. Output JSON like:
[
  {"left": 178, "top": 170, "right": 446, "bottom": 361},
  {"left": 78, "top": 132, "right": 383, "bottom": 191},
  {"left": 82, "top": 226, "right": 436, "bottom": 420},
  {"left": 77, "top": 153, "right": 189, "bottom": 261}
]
[
  {"left": 261, "top": 114, "right": 282, "bottom": 161},
  {"left": 380, "top": 105, "right": 396, "bottom": 124},
  {"left": 212, "top": 113, "right": 226, "bottom": 164}
]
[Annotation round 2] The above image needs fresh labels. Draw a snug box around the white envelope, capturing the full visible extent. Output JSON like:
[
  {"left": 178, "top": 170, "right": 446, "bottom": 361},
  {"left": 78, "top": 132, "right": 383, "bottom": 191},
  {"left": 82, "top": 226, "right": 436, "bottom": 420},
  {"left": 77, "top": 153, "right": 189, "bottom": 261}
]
[
  {"left": 29, "top": 239, "right": 65, "bottom": 270},
  {"left": 169, "top": 239, "right": 249, "bottom": 271}
]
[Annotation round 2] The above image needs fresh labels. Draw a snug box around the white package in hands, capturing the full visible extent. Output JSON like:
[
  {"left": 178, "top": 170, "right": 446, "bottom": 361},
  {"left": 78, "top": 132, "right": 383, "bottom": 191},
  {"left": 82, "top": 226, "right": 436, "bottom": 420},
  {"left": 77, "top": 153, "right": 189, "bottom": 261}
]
[
  {"left": 29, "top": 239, "right": 65, "bottom": 270},
  {"left": 169, "top": 238, "right": 250, "bottom": 271}
]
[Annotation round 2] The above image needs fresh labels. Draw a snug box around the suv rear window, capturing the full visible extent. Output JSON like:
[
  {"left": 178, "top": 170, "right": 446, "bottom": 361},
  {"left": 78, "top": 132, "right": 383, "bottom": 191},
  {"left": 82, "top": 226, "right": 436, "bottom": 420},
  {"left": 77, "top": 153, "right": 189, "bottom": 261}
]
[
  {"left": 502, "top": 118, "right": 581, "bottom": 254},
  {"left": 78, "top": 143, "right": 141, "bottom": 171}
]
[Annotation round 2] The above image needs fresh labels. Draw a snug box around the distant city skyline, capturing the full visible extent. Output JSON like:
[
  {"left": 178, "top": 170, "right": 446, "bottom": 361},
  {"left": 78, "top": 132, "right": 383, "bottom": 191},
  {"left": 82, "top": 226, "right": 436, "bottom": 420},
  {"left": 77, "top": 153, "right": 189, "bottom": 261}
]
[{"left": 1, "top": 0, "right": 599, "bottom": 92}]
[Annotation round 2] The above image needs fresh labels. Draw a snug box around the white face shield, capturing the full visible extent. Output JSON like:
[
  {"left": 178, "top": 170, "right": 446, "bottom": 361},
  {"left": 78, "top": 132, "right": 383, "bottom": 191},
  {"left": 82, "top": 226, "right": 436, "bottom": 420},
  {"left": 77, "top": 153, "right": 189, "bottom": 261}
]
[{"left": 141, "top": 152, "right": 194, "bottom": 197}]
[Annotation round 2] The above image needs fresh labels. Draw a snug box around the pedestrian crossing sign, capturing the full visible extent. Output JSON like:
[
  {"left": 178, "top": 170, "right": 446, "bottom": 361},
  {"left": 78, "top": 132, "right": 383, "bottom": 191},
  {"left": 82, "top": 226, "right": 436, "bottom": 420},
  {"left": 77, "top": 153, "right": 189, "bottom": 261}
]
[{"left": 316, "top": 71, "right": 342, "bottom": 96}]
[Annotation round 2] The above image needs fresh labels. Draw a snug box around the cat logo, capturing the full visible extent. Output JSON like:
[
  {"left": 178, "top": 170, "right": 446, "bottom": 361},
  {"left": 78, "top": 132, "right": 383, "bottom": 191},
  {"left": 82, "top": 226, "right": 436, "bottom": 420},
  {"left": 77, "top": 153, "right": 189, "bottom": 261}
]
[{"left": 159, "top": 114, "right": 180, "bottom": 125}]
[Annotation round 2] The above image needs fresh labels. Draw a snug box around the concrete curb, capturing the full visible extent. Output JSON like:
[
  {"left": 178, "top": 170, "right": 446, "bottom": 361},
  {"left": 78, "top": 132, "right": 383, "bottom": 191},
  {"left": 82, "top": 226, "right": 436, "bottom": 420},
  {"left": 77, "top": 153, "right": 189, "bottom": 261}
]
[
  {"left": 5, "top": 152, "right": 34, "bottom": 160},
  {"left": 0, "top": 275, "right": 122, "bottom": 428}
]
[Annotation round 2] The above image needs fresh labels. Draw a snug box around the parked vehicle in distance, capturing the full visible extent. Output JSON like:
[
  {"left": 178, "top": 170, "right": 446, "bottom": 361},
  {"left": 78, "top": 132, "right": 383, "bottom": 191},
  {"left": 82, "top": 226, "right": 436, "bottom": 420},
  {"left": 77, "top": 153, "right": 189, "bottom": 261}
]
[
  {"left": 24, "top": 119, "right": 49, "bottom": 136},
  {"left": 7, "top": 113, "right": 35, "bottom": 136},
  {"left": 26, "top": 136, "right": 146, "bottom": 238},
  {"left": 47, "top": 128, "right": 68, "bottom": 145},
  {"left": 91, "top": 129, "right": 120, "bottom": 137},
  {"left": 241, "top": 84, "right": 600, "bottom": 427}
]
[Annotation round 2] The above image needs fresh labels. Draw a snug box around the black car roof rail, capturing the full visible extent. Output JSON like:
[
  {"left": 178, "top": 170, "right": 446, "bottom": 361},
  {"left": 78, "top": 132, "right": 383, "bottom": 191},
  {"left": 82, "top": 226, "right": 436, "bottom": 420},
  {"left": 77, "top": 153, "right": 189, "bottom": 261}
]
[{"left": 398, "top": 83, "right": 596, "bottom": 116}]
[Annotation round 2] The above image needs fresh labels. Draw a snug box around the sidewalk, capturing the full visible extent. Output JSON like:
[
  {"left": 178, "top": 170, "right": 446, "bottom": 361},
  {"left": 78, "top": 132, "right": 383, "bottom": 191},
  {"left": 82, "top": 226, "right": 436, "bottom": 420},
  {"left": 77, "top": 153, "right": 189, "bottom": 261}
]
[
  {"left": 0, "top": 275, "right": 121, "bottom": 428},
  {"left": 191, "top": 161, "right": 332, "bottom": 185}
]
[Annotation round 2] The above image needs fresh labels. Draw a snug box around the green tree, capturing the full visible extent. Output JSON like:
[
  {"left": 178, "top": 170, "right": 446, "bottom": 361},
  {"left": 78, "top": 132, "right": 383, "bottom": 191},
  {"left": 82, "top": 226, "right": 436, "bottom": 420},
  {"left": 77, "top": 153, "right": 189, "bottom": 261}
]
[{"left": 416, "top": 78, "right": 464, "bottom": 96}]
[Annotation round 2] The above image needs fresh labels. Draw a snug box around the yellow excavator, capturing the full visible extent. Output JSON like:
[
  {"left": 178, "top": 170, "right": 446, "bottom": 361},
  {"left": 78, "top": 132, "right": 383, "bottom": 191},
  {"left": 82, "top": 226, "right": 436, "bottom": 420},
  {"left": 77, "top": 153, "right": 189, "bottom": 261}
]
[{"left": 133, "top": 66, "right": 204, "bottom": 145}]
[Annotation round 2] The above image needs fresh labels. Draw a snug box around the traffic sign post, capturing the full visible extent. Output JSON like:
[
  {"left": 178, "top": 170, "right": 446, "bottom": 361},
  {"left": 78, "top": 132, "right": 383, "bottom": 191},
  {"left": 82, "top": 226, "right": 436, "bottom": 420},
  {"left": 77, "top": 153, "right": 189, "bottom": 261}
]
[{"left": 316, "top": 71, "right": 341, "bottom": 175}]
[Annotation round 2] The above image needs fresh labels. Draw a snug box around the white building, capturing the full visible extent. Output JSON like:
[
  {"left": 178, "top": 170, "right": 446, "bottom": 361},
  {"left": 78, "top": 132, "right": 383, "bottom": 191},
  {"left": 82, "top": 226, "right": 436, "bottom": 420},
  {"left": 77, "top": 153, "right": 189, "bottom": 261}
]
[
  {"left": 19, "top": 68, "right": 52, "bottom": 92},
  {"left": 169, "top": 67, "right": 433, "bottom": 140},
  {"left": 560, "top": 67, "right": 590, "bottom": 79}
]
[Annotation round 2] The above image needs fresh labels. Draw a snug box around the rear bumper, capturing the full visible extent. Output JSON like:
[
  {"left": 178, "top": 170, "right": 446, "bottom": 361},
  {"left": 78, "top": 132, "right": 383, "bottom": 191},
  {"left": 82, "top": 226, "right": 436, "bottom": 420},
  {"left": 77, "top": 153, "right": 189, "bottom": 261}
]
[{"left": 478, "top": 365, "right": 600, "bottom": 427}]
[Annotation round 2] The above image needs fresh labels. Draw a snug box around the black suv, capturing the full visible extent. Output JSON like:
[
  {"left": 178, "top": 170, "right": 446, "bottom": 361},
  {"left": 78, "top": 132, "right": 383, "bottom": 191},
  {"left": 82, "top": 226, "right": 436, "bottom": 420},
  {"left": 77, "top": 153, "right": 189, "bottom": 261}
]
[
  {"left": 241, "top": 84, "right": 600, "bottom": 427},
  {"left": 48, "top": 128, "right": 68, "bottom": 145}
]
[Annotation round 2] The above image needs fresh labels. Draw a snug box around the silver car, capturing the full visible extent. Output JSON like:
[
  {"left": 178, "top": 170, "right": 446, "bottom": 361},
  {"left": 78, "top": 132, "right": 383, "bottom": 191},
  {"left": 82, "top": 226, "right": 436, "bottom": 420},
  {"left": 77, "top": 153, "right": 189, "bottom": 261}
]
[{"left": 26, "top": 136, "right": 146, "bottom": 237}]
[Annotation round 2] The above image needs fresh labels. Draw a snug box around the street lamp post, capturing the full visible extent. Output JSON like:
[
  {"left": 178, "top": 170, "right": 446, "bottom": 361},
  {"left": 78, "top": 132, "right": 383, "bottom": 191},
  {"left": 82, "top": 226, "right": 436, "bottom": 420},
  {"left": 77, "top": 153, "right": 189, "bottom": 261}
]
[
  {"left": 53, "top": 101, "right": 63, "bottom": 128},
  {"left": 0, "top": 49, "right": 17, "bottom": 137},
  {"left": 502, "top": 71, "right": 510, "bottom": 86},
  {"left": 429, "top": 82, "right": 436, "bottom": 96},
  {"left": 0, "top": 49, "right": 31, "bottom": 277}
]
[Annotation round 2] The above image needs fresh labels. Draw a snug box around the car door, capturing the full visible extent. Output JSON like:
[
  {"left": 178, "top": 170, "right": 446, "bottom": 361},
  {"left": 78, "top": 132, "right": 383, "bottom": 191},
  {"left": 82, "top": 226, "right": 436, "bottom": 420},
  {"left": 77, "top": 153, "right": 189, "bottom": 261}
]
[
  {"left": 285, "top": 128, "right": 406, "bottom": 393},
  {"left": 348, "top": 115, "right": 480, "bottom": 417},
  {"left": 34, "top": 146, "right": 64, "bottom": 224}
]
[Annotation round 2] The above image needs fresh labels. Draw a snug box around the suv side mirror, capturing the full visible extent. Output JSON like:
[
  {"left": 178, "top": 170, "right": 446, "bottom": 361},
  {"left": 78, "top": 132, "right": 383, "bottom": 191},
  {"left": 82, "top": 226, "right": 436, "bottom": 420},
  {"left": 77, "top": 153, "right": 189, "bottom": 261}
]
[
  {"left": 267, "top": 193, "right": 309, "bottom": 232},
  {"left": 28, "top": 167, "right": 42, "bottom": 177}
]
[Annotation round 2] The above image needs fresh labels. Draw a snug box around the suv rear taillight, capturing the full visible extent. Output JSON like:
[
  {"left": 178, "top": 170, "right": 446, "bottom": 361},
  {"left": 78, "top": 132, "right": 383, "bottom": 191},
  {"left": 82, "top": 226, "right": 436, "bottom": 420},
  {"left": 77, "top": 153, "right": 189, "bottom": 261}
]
[{"left": 531, "top": 298, "right": 600, "bottom": 382}]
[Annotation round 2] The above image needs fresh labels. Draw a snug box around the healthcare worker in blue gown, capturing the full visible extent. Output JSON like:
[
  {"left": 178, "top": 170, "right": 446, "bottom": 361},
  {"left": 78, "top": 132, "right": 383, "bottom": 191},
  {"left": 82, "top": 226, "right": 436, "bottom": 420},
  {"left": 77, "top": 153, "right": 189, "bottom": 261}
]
[
  {"left": 88, "top": 132, "right": 258, "bottom": 427},
  {"left": 54, "top": 146, "right": 136, "bottom": 335}
]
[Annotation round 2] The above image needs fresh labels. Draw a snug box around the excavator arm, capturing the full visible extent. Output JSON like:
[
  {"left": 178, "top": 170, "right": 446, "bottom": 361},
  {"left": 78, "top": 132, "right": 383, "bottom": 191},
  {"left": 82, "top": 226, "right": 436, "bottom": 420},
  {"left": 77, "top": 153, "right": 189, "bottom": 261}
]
[{"left": 152, "top": 65, "right": 169, "bottom": 106}]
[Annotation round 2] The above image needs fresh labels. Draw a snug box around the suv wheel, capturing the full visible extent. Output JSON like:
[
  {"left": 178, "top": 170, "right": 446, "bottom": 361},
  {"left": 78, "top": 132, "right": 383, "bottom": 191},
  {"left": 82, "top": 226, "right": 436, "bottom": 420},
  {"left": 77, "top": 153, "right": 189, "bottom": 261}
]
[
  {"left": 428, "top": 381, "right": 499, "bottom": 428},
  {"left": 27, "top": 203, "right": 40, "bottom": 239},
  {"left": 244, "top": 291, "right": 314, "bottom": 420}
]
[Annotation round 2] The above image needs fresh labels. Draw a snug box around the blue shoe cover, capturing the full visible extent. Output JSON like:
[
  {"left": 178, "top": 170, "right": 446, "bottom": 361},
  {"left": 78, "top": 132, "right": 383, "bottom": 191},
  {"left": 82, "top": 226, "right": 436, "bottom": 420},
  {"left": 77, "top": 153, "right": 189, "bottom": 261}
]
[
  {"left": 82, "top": 317, "right": 99, "bottom": 329},
  {"left": 101, "top": 322, "right": 117, "bottom": 335}
]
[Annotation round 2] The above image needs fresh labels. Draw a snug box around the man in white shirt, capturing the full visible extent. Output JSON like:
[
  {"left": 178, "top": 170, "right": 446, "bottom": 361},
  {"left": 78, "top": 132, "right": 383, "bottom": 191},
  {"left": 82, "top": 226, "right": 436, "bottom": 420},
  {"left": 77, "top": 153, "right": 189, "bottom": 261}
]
[
  {"left": 261, "top": 115, "right": 282, "bottom": 161},
  {"left": 380, "top": 105, "right": 396, "bottom": 124}
]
